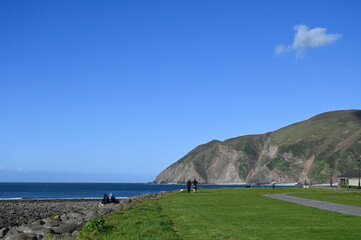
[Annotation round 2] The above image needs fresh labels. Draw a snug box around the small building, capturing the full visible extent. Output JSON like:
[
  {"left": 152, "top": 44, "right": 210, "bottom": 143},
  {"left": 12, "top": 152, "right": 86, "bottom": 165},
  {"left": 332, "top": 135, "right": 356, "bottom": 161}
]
[{"left": 338, "top": 170, "right": 361, "bottom": 187}]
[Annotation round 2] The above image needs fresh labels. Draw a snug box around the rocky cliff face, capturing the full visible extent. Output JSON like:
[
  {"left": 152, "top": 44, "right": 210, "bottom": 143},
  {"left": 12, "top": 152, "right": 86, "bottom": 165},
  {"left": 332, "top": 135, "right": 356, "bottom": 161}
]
[{"left": 154, "top": 110, "right": 361, "bottom": 184}]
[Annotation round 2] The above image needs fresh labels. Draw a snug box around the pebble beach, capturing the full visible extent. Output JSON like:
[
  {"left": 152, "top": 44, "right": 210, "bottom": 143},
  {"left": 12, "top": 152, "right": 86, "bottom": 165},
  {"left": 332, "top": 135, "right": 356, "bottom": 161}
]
[
  {"left": 0, "top": 199, "right": 101, "bottom": 229},
  {"left": 0, "top": 192, "right": 167, "bottom": 239}
]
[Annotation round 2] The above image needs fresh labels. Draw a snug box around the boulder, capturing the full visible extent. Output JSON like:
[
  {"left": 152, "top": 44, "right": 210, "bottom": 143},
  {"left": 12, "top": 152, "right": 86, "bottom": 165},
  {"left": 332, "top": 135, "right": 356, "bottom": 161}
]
[
  {"left": 0, "top": 227, "right": 9, "bottom": 238},
  {"left": 97, "top": 208, "right": 114, "bottom": 216},
  {"left": 51, "top": 222, "right": 78, "bottom": 235},
  {"left": 71, "top": 230, "right": 79, "bottom": 237},
  {"left": 3, "top": 229, "right": 38, "bottom": 240},
  {"left": 16, "top": 225, "right": 44, "bottom": 235},
  {"left": 42, "top": 217, "right": 61, "bottom": 228},
  {"left": 81, "top": 210, "right": 100, "bottom": 221},
  {"left": 31, "top": 220, "right": 45, "bottom": 225},
  {"left": 62, "top": 212, "right": 85, "bottom": 222}
]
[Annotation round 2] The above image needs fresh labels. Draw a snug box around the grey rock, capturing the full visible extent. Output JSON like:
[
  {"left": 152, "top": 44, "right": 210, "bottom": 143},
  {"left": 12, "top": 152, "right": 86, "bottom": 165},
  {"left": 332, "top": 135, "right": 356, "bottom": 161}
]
[
  {"left": 71, "top": 230, "right": 79, "bottom": 237},
  {"left": 81, "top": 210, "right": 100, "bottom": 221},
  {"left": 44, "top": 228, "right": 55, "bottom": 234},
  {"left": 9, "top": 233, "right": 37, "bottom": 240},
  {"left": 97, "top": 208, "right": 114, "bottom": 216},
  {"left": 52, "top": 222, "right": 78, "bottom": 234},
  {"left": 64, "top": 212, "right": 84, "bottom": 222},
  {"left": 3, "top": 229, "right": 20, "bottom": 240},
  {"left": 4, "top": 229, "right": 38, "bottom": 240},
  {"left": 30, "top": 220, "right": 45, "bottom": 226},
  {"left": 59, "top": 213, "right": 68, "bottom": 221},
  {"left": 42, "top": 218, "right": 61, "bottom": 228},
  {"left": 0, "top": 227, "right": 9, "bottom": 238},
  {"left": 56, "top": 232, "right": 71, "bottom": 239},
  {"left": 16, "top": 225, "right": 44, "bottom": 235}
]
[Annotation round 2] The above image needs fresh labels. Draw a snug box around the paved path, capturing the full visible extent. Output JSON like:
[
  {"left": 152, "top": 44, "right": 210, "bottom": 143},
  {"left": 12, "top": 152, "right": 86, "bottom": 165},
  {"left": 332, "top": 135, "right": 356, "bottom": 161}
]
[{"left": 263, "top": 193, "right": 361, "bottom": 217}]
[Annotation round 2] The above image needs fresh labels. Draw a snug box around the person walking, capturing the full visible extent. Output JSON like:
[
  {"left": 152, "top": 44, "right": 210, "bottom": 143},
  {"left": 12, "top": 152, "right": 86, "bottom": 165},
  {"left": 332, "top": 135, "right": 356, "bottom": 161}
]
[
  {"left": 271, "top": 180, "right": 276, "bottom": 189},
  {"left": 186, "top": 179, "right": 192, "bottom": 193},
  {"left": 193, "top": 178, "right": 198, "bottom": 192}
]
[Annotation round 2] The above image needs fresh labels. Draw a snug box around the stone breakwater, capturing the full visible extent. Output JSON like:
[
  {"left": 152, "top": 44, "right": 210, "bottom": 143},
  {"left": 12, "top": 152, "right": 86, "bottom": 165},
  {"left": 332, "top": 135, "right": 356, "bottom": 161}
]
[{"left": 0, "top": 191, "right": 167, "bottom": 240}]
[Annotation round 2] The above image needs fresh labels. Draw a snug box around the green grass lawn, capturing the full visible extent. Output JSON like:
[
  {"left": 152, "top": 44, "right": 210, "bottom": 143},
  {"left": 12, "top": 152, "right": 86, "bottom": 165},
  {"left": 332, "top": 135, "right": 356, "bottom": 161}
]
[
  {"left": 290, "top": 188, "right": 361, "bottom": 207},
  {"left": 79, "top": 188, "right": 361, "bottom": 240}
]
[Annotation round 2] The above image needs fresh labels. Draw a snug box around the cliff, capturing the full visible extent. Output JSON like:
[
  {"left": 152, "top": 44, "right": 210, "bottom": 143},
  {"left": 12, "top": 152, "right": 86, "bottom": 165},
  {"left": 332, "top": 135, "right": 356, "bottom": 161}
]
[{"left": 154, "top": 110, "right": 361, "bottom": 184}]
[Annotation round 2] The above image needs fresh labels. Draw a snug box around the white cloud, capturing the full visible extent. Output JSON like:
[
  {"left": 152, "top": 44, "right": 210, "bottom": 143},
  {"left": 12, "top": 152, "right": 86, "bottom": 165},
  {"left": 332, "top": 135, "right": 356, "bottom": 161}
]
[
  {"left": 276, "top": 24, "right": 341, "bottom": 58},
  {"left": 275, "top": 45, "right": 290, "bottom": 56}
]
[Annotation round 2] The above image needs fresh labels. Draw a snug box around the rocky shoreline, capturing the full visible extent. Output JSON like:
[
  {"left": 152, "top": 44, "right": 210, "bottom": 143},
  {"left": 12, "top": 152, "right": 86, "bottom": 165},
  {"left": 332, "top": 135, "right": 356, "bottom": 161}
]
[{"left": 0, "top": 191, "right": 167, "bottom": 239}]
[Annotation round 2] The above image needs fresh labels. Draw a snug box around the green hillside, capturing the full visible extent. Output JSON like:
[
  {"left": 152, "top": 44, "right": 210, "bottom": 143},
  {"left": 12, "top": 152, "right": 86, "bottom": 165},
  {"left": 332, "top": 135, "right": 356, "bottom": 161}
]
[
  {"left": 154, "top": 110, "right": 361, "bottom": 184},
  {"left": 269, "top": 110, "right": 361, "bottom": 182}
]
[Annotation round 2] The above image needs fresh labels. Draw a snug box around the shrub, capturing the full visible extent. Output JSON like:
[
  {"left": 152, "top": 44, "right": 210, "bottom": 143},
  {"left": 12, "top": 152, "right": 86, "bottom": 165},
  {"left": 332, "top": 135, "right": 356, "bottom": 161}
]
[{"left": 78, "top": 217, "right": 105, "bottom": 239}]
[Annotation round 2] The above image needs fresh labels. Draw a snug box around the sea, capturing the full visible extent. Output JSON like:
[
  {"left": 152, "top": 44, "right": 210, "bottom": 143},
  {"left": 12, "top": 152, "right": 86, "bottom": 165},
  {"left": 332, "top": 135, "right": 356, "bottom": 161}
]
[{"left": 0, "top": 182, "right": 261, "bottom": 200}]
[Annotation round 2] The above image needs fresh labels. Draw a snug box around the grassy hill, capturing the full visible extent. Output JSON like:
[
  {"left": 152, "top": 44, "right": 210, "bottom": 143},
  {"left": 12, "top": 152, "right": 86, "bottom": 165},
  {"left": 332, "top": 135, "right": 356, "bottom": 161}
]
[{"left": 154, "top": 110, "right": 361, "bottom": 184}]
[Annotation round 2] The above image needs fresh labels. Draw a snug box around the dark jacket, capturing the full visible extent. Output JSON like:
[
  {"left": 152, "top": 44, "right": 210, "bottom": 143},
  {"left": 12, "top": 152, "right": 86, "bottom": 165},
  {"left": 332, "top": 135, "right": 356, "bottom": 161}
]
[
  {"left": 101, "top": 194, "right": 109, "bottom": 204},
  {"left": 109, "top": 195, "right": 116, "bottom": 203},
  {"left": 186, "top": 180, "right": 192, "bottom": 188}
]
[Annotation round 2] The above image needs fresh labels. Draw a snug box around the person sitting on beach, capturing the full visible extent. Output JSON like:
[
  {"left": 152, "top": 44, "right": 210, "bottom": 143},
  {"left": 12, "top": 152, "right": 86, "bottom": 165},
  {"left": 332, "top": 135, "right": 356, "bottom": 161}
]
[
  {"left": 101, "top": 194, "right": 109, "bottom": 205},
  {"left": 109, "top": 193, "right": 118, "bottom": 203}
]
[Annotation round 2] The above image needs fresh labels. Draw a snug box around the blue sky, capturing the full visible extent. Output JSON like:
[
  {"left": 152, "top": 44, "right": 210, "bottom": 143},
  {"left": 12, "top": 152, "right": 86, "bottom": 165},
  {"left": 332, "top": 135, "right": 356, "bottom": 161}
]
[{"left": 1, "top": 0, "right": 360, "bottom": 182}]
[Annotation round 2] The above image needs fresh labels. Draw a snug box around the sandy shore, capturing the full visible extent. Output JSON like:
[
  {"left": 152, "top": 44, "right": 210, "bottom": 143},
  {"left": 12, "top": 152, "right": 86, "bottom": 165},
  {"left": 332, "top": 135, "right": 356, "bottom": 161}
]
[{"left": 0, "top": 199, "right": 101, "bottom": 229}]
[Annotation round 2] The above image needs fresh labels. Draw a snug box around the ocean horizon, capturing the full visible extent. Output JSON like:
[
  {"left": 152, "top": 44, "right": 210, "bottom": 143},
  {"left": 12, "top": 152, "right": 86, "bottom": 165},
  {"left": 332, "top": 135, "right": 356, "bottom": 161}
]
[
  {"left": 0, "top": 182, "right": 264, "bottom": 200},
  {"left": 0, "top": 182, "right": 179, "bottom": 199}
]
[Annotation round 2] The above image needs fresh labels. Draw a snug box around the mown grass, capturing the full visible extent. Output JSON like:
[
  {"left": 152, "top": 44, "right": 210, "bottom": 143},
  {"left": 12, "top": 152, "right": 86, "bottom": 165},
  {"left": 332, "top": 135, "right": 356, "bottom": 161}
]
[
  {"left": 79, "top": 199, "right": 180, "bottom": 240},
  {"left": 290, "top": 188, "right": 361, "bottom": 207},
  {"left": 79, "top": 188, "right": 361, "bottom": 240}
]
